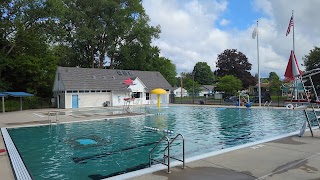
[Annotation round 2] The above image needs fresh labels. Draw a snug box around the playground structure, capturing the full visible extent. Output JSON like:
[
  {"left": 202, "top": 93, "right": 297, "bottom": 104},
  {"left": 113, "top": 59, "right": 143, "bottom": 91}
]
[
  {"left": 150, "top": 88, "right": 167, "bottom": 109},
  {"left": 237, "top": 92, "right": 251, "bottom": 108}
]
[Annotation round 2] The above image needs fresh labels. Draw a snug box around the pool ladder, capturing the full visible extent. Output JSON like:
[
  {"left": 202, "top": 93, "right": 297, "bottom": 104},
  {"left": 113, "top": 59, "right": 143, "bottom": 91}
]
[
  {"left": 263, "top": 101, "right": 272, "bottom": 108},
  {"left": 149, "top": 133, "right": 185, "bottom": 173},
  {"left": 48, "top": 111, "right": 60, "bottom": 124}
]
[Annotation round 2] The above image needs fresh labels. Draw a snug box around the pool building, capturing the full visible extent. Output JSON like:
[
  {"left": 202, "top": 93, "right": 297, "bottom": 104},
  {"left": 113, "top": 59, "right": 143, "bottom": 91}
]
[{"left": 52, "top": 67, "right": 172, "bottom": 109}]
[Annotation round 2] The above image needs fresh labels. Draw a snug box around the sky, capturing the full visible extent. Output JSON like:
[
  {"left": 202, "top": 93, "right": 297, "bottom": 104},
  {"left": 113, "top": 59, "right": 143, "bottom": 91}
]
[{"left": 142, "top": 0, "right": 320, "bottom": 78}]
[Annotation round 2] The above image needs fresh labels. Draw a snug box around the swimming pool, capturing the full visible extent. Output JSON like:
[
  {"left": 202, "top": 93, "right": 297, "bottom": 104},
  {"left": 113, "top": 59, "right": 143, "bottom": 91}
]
[{"left": 7, "top": 106, "right": 313, "bottom": 179}]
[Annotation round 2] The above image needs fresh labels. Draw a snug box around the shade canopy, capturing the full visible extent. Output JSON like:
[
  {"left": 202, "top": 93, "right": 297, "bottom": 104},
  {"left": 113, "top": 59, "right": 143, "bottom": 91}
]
[
  {"left": 284, "top": 50, "right": 302, "bottom": 81},
  {"left": 0, "top": 92, "right": 33, "bottom": 112},
  {"left": 5, "top": 92, "right": 33, "bottom": 97},
  {"left": 150, "top": 88, "right": 167, "bottom": 94}
]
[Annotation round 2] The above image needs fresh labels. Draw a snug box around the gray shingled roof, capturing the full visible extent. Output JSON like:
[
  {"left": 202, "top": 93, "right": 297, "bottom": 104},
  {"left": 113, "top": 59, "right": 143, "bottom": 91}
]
[
  {"left": 200, "top": 85, "right": 215, "bottom": 91},
  {"left": 57, "top": 67, "right": 172, "bottom": 91}
]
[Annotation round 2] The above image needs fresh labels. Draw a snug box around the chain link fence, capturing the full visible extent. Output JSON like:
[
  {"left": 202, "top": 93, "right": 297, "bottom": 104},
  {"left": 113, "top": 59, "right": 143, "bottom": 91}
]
[{"left": 0, "top": 96, "right": 52, "bottom": 113}]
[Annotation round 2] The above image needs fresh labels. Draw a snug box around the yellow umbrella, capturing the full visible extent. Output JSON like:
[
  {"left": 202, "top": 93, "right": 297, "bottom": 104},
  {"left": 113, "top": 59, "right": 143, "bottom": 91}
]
[{"left": 150, "top": 88, "right": 167, "bottom": 109}]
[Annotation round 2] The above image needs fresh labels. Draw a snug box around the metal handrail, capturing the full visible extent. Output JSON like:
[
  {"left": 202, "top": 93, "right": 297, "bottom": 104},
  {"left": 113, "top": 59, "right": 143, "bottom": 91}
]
[
  {"left": 149, "top": 135, "right": 171, "bottom": 173},
  {"left": 48, "top": 111, "right": 59, "bottom": 124},
  {"left": 149, "top": 133, "right": 185, "bottom": 174},
  {"left": 268, "top": 101, "right": 272, "bottom": 107},
  {"left": 163, "top": 134, "right": 185, "bottom": 169},
  {"left": 263, "top": 101, "right": 268, "bottom": 107}
]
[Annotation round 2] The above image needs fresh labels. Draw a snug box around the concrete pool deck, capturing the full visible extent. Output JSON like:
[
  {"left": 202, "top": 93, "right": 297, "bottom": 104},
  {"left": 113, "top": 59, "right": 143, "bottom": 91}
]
[{"left": 1, "top": 106, "right": 320, "bottom": 180}]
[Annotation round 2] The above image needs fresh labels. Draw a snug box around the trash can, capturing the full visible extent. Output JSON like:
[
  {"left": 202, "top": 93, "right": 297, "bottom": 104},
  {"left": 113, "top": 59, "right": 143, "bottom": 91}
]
[{"left": 103, "top": 101, "right": 110, "bottom": 107}]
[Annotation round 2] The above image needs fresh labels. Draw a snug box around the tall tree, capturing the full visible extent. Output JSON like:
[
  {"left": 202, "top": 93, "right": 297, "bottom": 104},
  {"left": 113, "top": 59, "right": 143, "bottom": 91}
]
[
  {"left": 215, "top": 75, "right": 242, "bottom": 96},
  {"left": 183, "top": 78, "right": 201, "bottom": 96},
  {"left": 216, "top": 49, "right": 256, "bottom": 88},
  {"left": 268, "top": 72, "right": 281, "bottom": 95},
  {"left": 0, "top": 0, "right": 60, "bottom": 96},
  {"left": 60, "top": 0, "right": 160, "bottom": 68},
  {"left": 303, "top": 46, "right": 320, "bottom": 87},
  {"left": 193, "top": 62, "right": 214, "bottom": 85}
]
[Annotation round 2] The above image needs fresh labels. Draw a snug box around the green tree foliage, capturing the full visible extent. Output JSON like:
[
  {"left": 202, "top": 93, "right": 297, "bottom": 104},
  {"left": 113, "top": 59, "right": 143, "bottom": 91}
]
[
  {"left": 0, "top": 0, "right": 176, "bottom": 97},
  {"left": 0, "top": 0, "right": 59, "bottom": 96},
  {"left": 216, "top": 49, "right": 256, "bottom": 89},
  {"left": 176, "top": 72, "right": 199, "bottom": 94},
  {"left": 268, "top": 72, "right": 282, "bottom": 95},
  {"left": 155, "top": 57, "right": 177, "bottom": 86},
  {"left": 193, "top": 62, "right": 214, "bottom": 85},
  {"left": 60, "top": 0, "right": 161, "bottom": 69},
  {"left": 303, "top": 46, "right": 320, "bottom": 86},
  {"left": 216, "top": 75, "right": 242, "bottom": 96}
]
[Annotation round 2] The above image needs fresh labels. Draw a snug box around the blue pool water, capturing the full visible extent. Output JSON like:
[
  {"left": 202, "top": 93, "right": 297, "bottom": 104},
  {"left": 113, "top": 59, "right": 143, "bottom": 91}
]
[{"left": 8, "top": 106, "right": 313, "bottom": 180}]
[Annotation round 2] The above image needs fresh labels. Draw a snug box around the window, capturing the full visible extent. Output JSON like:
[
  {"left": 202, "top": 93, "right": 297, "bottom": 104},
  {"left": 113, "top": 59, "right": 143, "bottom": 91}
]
[
  {"left": 132, "top": 92, "right": 141, "bottom": 98},
  {"left": 122, "top": 71, "right": 128, "bottom": 75},
  {"left": 67, "top": 91, "right": 72, "bottom": 93},
  {"left": 79, "top": 90, "right": 85, "bottom": 93},
  {"left": 117, "top": 70, "right": 123, "bottom": 75},
  {"left": 102, "top": 90, "right": 107, "bottom": 92},
  {"left": 146, "top": 93, "right": 150, "bottom": 100}
]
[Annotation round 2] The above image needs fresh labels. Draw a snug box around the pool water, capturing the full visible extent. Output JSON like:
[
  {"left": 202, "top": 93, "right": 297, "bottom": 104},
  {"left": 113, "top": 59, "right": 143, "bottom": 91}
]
[{"left": 8, "top": 106, "right": 313, "bottom": 180}]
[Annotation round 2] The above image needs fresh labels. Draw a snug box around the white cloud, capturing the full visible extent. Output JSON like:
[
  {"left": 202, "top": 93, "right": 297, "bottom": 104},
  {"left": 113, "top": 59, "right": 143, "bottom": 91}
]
[
  {"left": 220, "top": 18, "right": 230, "bottom": 26},
  {"left": 143, "top": 0, "right": 320, "bottom": 79}
]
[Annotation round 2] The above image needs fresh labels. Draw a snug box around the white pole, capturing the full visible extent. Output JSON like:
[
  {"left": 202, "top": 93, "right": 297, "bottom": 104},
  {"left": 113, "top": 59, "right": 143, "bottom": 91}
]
[
  {"left": 257, "top": 21, "right": 261, "bottom": 107},
  {"left": 292, "top": 10, "right": 298, "bottom": 101},
  {"left": 292, "top": 10, "right": 295, "bottom": 53},
  {"left": 20, "top": 97, "right": 22, "bottom": 111}
]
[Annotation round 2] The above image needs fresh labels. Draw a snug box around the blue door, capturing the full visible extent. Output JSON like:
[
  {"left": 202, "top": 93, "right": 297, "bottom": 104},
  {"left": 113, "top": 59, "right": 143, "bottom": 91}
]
[{"left": 72, "top": 95, "right": 79, "bottom": 108}]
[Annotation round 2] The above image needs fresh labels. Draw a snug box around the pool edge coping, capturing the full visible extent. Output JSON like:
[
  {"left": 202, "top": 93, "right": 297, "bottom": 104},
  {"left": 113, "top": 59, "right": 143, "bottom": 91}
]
[{"left": 105, "top": 127, "right": 318, "bottom": 180}]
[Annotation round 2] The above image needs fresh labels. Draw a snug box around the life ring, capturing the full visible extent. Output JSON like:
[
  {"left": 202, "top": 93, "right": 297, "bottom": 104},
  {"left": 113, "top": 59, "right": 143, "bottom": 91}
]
[{"left": 286, "top": 104, "right": 294, "bottom": 109}]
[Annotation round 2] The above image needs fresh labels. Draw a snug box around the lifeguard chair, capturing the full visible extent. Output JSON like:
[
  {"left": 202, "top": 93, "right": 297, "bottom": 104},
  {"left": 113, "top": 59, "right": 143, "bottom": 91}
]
[
  {"left": 123, "top": 78, "right": 135, "bottom": 113},
  {"left": 123, "top": 97, "right": 135, "bottom": 113}
]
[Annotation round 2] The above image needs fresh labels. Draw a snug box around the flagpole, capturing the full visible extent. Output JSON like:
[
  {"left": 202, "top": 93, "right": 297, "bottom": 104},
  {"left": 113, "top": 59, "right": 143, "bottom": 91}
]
[
  {"left": 292, "top": 10, "right": 298, "bottom": 100},
  {"left": 292, "top": 10, "right": 295, "bottom": 52},
  {"left": 256, "top": 21, "right": 261, "bottom": 107}
]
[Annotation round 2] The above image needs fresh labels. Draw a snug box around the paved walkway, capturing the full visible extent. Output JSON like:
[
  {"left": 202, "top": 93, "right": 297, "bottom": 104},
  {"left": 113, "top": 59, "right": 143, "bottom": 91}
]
[{"left": 1, "top": 106, "right": 320, "bottom": 180}]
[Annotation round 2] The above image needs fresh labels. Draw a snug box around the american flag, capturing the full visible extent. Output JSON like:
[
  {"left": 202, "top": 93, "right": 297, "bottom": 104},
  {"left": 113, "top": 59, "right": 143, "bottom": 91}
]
[{"left": 286, "top": 16, "right": 294, "bottom": 36}]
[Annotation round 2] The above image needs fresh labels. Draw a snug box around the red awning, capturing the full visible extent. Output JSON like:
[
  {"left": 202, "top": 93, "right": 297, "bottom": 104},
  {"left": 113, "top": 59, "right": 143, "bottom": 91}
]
[{"left": 123, "top": 78, "right": 134, "bottom": 85}]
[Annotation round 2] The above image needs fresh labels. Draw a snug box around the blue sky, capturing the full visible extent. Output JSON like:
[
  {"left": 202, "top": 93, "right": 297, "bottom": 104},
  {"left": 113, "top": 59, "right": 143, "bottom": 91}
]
[
  {"left": 217, "top": 0, "right": 263, "bottom": 30},
  {"left": 142, "top": 0, "right": 320, "bottom": 78}
]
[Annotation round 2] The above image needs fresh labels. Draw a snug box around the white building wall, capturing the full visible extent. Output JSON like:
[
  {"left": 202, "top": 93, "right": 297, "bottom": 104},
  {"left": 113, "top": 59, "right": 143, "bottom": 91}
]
[
  {"left": 173, "top": 88, "right": 188, "bottom": 97},
  {"left": 130, "top": 78, "right": 146, "bottom": 105},
  {"left": 112, "top": 91, "right": 130, "bottom": 107},
  {"left": 64, "top": 92, "right": 111, "bottom": 108},
  {"left": 65, "top": 93, "right": 72, "bottom": 108},
  {"left": 79, "top": 93, "right": 111, "bottom": 108}
]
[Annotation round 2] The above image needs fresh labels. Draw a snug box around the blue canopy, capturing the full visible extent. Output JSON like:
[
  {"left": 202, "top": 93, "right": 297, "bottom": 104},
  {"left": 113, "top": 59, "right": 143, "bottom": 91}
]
[
  {"left": 0, "top": 92, "right": 33, "bottom": 112},
  {"left": 5, "top": 92, "right": 33, "bottom": 97}
]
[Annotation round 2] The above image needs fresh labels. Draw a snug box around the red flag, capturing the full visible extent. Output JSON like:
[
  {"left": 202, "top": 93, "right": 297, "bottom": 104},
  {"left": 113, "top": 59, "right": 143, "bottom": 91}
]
[
  {"left": 284, "top": 50, "right": 302, "bottom": 81},
  {"left": 286, "top": 16, "right": 294, "bottom": 36}
]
